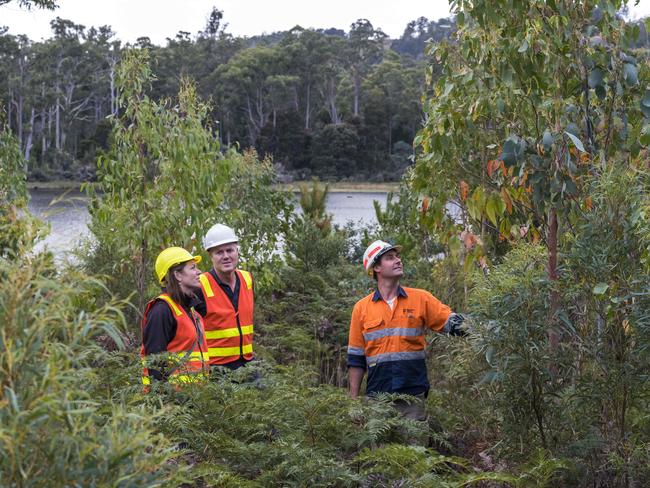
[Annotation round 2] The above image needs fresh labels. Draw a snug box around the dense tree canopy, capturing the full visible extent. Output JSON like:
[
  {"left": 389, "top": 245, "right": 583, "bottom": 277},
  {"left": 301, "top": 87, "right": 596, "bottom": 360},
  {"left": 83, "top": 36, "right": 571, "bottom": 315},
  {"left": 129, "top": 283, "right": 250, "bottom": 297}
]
[{"left": 0, "top": 11, "right": 455, "bottom": 182}]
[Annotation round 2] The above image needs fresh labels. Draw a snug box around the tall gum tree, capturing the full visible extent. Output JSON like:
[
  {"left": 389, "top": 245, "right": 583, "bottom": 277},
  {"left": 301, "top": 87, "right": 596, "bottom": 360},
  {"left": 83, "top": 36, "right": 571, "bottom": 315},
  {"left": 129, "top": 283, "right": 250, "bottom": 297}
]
[
  {"left": 415, "top": 0, "right": 649, "bottom": 345},
  {"left": 87, "top": 49, "right": 231, "bottom": 316}
]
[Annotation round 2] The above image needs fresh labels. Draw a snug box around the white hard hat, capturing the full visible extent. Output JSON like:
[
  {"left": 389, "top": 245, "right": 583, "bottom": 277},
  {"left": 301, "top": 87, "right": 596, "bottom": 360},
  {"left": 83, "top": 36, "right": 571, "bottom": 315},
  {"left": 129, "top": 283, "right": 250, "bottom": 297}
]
[
  {"left": 363, "top": 240, "right": 402, "bottom": 276},
  {"left": 203, "top": 223, "right": 238, "bottom": 251}
]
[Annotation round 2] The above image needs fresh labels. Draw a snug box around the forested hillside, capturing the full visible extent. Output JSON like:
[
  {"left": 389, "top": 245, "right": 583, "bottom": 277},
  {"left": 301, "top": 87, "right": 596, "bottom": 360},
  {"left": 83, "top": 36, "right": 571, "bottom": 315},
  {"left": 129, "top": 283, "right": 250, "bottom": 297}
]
[{"left": 0, "top": 7, "right": 454, "bottom": 182}]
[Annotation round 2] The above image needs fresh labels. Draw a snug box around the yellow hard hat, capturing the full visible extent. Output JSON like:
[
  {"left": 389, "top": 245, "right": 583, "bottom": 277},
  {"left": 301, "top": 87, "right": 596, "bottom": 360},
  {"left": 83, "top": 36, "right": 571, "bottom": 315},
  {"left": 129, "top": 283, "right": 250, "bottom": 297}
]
[{"left": 154, "top": 247, "right": 202, "bottom": 284}]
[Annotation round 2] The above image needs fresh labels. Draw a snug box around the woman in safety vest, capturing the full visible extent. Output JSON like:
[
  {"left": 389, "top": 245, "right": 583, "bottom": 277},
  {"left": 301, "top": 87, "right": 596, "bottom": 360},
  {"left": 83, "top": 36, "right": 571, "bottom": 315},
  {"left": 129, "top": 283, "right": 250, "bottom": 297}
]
[{"left": 141, "top": 247, "right": 209, "bottom": 387}]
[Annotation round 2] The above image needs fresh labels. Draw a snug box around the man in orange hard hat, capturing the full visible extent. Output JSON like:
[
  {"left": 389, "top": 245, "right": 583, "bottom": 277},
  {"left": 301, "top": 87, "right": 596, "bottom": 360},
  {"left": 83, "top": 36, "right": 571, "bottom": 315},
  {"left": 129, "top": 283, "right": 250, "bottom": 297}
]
[{"left": 347, "top": 240, "right": 465, "bottom": 421}]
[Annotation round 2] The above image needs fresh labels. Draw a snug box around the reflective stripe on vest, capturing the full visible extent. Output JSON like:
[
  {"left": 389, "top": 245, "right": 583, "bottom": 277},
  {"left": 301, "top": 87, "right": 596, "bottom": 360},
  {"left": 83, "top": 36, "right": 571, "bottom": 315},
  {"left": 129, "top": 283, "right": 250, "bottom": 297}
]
[
  {"left": 209, "top": 343, "right": 254, "bottom": 358},
  {"left": 158, "top": 294, "right": 183, "bottom": 316},
  {"left": 140, "top": 294, "right": 209, "bottom": 387},
  {"left": 200, "top": 270, "right": 255, "bottom": 365},
  {"left": 205, "top": 324, "right": 254, "bottom": 339}
]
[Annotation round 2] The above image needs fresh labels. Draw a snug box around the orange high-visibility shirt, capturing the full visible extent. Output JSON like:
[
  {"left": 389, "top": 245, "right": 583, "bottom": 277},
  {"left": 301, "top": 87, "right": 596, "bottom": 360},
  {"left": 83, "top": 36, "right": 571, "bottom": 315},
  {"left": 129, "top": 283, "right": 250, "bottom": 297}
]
[{"left": 347, "top": 286, "right": 451, "bottom": 395}]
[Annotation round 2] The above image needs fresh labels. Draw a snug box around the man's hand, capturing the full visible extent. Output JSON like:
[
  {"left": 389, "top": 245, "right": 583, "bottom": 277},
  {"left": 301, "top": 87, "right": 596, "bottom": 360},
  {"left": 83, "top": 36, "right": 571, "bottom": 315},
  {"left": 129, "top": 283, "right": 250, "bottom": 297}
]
[{"left": 444, "top": 313, "right": 467, "bottom": 336}]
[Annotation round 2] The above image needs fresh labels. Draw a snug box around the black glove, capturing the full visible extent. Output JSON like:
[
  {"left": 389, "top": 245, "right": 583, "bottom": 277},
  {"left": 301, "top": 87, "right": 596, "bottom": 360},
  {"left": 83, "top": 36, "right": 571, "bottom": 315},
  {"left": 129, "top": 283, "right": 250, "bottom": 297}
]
[{"left": 443, "top": 313, "right": 467, "bottom": 336}]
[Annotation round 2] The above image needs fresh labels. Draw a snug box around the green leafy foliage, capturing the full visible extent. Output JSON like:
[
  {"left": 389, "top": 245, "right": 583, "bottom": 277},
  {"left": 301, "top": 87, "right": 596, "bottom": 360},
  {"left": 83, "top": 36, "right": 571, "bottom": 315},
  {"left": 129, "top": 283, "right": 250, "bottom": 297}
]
[
  {"left": 86, "top": 49, "right": 231, "bottom": 314},
  {"left": 415, "top": 0, "right": 649, "bottom": 268},
  {"left": 212, "top": 148, "right": 293, "bottom": 290},
  {"left": 85, "top": 49, "right": 291, "bottom": 313},
  {"left": 0, "top": 118, "right": 45, "bottom": 256},
  {"left": 0, "top": 235, "right": 181, "bottom": 486}
]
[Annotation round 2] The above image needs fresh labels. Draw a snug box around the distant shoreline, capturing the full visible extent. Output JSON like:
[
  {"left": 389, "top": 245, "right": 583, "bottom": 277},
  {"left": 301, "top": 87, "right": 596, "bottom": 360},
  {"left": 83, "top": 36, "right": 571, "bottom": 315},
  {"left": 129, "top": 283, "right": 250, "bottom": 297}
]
[{"left": 28, "top": 181, "right": 400, "bottom": 193}]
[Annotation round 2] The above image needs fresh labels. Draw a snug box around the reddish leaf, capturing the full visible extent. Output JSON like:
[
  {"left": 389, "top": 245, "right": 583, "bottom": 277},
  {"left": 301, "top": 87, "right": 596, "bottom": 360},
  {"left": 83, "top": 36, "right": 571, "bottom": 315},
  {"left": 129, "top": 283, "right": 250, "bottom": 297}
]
[
  {"left": 501, "top": 188, "right": 513, "bottom": 214},
  {"left": 460, "top": 180, "right": 469, "bottom": 201}
]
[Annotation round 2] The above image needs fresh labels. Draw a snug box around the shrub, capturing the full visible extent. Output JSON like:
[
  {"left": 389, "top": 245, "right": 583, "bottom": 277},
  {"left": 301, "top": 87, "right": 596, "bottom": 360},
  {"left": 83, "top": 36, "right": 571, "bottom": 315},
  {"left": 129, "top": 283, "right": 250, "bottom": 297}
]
[{"left": 0, "top": 241, "right": 181, "bottom": 486}]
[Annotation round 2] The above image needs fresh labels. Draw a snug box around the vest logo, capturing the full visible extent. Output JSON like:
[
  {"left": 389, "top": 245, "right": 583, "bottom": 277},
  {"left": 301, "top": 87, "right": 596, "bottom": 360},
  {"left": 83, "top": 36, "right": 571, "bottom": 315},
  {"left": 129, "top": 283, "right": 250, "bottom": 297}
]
[{"left": 403, "top": 308, "right": 415, "bottom": 318}]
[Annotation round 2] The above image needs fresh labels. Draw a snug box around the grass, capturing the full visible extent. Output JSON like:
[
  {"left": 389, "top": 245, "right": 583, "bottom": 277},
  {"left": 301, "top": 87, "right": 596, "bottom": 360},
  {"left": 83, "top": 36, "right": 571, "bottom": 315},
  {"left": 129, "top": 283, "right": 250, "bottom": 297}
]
[
  {"left": 29, "top": 180, "right": 399, "bottom": 193},
  {"left": 276, "top": 181, "right": 399, "bottom": 193}
]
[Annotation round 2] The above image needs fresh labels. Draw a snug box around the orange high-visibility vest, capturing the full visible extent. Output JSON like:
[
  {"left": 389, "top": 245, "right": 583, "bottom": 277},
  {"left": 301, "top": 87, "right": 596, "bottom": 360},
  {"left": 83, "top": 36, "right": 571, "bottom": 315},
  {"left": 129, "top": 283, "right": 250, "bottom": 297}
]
[
  {"left": 199, "top": 270, "right": 254, "bottom": 366},
  {"left": 140, "top": 294, "right": 209, "bottom": 386}
]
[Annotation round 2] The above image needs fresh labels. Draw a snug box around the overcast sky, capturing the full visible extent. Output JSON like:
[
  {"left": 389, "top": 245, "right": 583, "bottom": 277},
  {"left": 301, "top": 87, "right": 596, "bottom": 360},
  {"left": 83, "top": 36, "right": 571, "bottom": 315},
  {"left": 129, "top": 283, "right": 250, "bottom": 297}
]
[
  {"left": 1, "top": 0, "right": 649, "bottom": 44},
  {"left": 1, "top": 0, "right": 453, "bottom": 43}
]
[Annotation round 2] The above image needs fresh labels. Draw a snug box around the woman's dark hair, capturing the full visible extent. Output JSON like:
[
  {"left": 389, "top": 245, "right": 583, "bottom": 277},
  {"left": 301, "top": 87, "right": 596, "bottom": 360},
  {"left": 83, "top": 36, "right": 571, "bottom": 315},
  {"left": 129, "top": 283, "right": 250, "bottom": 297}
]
[{"left": 163, "top": 261, "right": 194, "bottom": 305}]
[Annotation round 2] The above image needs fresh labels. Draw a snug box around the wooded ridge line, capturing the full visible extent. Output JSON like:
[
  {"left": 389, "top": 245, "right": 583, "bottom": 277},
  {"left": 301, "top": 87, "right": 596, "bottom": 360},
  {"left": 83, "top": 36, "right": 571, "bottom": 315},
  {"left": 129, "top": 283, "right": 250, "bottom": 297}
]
[{"left": 1, "top": 11, "right": 456, "bottom": 183}]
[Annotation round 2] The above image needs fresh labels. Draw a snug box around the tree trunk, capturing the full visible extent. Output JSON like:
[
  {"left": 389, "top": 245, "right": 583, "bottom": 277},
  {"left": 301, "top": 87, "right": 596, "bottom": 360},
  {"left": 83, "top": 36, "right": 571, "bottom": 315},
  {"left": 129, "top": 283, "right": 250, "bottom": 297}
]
[
  {"left": 24, "top": 108, "right": 35, "bottom": 162},
  {"left": 327, "top": 77, "right": 340, "bottom": 125},
  {"left": 353, "top": 71, "right": 361, "bottom": 117},
  {"left": 55, "top": 58, "right": 63, "bottom": 150},
  {"left": 15, "top": 93, "right": 24, "bottom": 148},
  {"left": 7, "top": 89, "right": 13, "bottom": 128},
  {"left": 245, "top": 96, "right": 259, "bottom": 145},
  {"left": 41, "top": 107, "right": 47, "bottom": 166},
  {"left": 305, "top": 83, "right": 311, "bottom": 130},
  {"left": 16, "top": 55, "right": 25, "bottom": 148},
  {"left": 109, "top": 61, "right": 117, "bottom": 115},
  {"left": 547, "top": 207, "right": 560, "bottom": 350},
  {"left": 55, "top": 95, "right": 61, "bottom": 150}
]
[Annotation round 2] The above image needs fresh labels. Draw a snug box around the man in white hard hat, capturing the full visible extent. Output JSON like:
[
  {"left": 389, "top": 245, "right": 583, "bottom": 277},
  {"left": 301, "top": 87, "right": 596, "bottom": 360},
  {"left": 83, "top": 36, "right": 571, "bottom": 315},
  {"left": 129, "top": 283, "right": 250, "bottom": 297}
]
[
  {"left": 347, "top": 240, "right": 465, "bottom": 420},
  {"left": 195, "top": 223, "right": 255, "bottom": 371}
]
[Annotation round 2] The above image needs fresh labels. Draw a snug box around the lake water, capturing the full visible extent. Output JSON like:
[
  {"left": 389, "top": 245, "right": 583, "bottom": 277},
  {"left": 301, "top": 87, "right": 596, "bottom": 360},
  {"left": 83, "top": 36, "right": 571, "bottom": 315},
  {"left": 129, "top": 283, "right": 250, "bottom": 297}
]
[{"left": 27, "top": 189, "right": 388, "bottom": 259}]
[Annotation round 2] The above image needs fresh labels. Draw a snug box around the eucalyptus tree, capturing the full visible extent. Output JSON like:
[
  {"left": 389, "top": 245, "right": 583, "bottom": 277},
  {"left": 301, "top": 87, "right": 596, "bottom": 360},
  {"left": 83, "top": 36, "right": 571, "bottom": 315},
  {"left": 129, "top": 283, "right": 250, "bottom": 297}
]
[
  {"left": 214, "top": 45, "right": 286, "bottom": 146},
  {"left": 318, "top": 34, "right": 347, "bottom": 125},
  {"left": 361, "top": 50, "right": 423, "bottom": 170},
  {"left": 345, "top": 19, "right": 387, "bottom": 117},
  {"left": 415, "top": 0, "right": 650, "bottom": 476},
  {"left": 280, "top": 27, "right": 330, "bottom": 130},
  {"left": 391, "top": 16, "right": 456, "bottom": 59},
  {"left": 416, "top": 0, "right": 647, "bottom": 314},
  {"left": 87, "top": 49, "right": 232, "bottom": 315}
]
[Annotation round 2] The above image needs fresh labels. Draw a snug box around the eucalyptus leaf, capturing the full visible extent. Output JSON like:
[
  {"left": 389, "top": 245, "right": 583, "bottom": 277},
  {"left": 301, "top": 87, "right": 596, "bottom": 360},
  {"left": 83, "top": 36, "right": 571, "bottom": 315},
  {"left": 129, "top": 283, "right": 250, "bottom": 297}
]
[
  {"left": 565, "top": 131, "right": 586, "bottom": 152},
  {"left": 641, "top": 125, "right": 650, "bottom": 146},
  {"left": 564, "top": 178, "right": 577, "bottom": 196},
  {"left": 500, "top": 136, "right": 524, "bottom": 167},
  {"left": 592, "top": 6, "right": 602, "bottom": 22},
  {"left": 623, "top": 63, "right": 638, "bottom": 87},
  {"left": 621, "top": 54, "right": 636, "bottom": 64},
  {"left": 543, "top": 130, "right": 553, "bottom": 150},
  {"left": 593, "top": 283, "right": 609, "bottom": 295},
  {"left": 486, "top": 198, "right": 498, "bottom": 225},
  {"left": 616, "top": 81, "right": 624, "bottom": 97},
  {"left": 588, "top": 68, "right": 603, "bottom": 88}
]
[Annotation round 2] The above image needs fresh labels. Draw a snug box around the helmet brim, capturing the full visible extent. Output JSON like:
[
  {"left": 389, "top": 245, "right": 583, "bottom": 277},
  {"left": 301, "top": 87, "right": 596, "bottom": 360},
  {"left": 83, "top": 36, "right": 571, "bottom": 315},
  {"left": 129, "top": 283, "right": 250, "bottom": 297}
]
[
  {"left": 205, "top": 240, "right": 239, "bottom": 252},
  {"left": 158, "top": 255, "right": 202, "bottom": 284}
]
